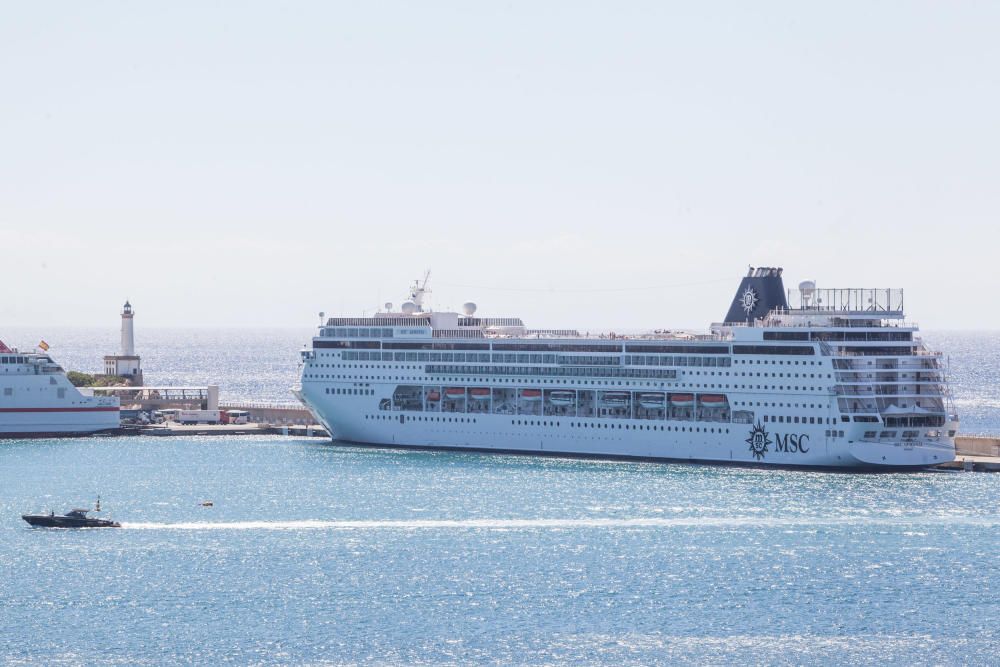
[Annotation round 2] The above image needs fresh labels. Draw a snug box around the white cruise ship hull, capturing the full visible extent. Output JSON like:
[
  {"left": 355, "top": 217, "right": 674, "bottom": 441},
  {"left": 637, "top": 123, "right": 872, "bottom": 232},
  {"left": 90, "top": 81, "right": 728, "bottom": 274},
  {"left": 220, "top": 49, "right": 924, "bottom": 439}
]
[
  {"left": 298, "top": 392, "right": 952, "bottom": 470},
  {"left": 297, "top": 266, "right": 959, "bottom": 472}
]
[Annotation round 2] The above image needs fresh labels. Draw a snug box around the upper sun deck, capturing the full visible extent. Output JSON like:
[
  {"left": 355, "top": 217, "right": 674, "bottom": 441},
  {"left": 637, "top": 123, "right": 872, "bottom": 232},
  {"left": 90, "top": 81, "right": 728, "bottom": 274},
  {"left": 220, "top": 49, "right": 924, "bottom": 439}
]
[
  {"left": 315, "top": 269, "right": 916, "bottom": 345},
  {"left": 782, "top": 287, "right": 904, "bottom": 317}
]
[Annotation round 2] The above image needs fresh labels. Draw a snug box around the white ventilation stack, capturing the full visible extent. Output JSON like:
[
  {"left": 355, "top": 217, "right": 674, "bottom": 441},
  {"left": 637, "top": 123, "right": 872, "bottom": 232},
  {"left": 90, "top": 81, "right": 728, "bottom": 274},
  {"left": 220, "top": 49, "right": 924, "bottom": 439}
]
[{"left": 799, "top": 281, "right": 816, "bottom": 308}]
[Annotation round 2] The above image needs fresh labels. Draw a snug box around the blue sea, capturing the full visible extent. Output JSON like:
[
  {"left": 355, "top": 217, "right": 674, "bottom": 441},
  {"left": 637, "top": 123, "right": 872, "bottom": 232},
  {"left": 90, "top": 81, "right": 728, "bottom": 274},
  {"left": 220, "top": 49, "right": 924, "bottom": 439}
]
[{"left": 1, "top": 329, "right": 1000, "bottom": 665}]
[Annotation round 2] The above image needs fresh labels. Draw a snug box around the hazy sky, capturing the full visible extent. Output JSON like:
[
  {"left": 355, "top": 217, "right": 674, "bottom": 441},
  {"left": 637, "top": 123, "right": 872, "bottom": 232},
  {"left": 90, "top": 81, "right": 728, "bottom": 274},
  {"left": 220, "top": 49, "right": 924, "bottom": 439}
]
[{"left": 2, "top": 2, "right": 997, "bottom": 331}]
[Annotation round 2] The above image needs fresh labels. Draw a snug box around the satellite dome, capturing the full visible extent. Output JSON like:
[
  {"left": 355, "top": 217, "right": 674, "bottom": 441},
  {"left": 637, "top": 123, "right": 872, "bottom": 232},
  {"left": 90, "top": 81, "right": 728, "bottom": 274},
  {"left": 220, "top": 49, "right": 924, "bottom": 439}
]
[
  {"left": 799, "top": 280, "right": 817, "bottom": 307},
  {"left": 401, "top": 301, "right": 417, "bottom": 315},
  {"left": 462, "top": 302, "right": 477, "bottom": 316}
]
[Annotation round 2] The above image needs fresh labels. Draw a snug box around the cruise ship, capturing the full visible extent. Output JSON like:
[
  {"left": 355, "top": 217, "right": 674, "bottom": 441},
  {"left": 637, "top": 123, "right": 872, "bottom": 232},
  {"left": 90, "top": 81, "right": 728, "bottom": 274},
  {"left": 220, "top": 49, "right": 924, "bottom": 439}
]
[
  {"left": 0, "top": 341, "right": 120, "bottom": 437},
  {"left": 296, "top": 268, "right": 958, "bottom": 470}
]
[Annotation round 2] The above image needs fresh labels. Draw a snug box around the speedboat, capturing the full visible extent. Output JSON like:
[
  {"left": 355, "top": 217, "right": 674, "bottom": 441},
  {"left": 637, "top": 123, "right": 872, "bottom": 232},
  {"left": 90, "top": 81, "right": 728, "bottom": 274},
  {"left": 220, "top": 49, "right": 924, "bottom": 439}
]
[{"left": 22, "top": 498, "right": 120, "bottom": 528}]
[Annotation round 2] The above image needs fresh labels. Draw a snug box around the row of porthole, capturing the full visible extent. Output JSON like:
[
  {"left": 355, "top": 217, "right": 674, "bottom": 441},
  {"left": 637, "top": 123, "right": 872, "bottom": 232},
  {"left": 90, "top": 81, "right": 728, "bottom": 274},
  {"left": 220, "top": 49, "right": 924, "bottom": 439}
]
[
  {"left": 366, "top": 414, "right": 480, "bottom": 424},
  {"left": 510, "top": 419, "right": 730, "bottom": 434}
]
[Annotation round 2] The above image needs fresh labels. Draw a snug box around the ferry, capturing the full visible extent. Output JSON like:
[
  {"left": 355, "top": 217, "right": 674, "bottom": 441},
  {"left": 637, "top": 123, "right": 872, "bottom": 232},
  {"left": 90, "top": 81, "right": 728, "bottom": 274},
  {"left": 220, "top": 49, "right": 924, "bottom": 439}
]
[
  {"left": 296, "top": 268, "right": 958, "bottom": 470},
  {"left": 0, "top": 341, "right": 120, "bottom": 437}
]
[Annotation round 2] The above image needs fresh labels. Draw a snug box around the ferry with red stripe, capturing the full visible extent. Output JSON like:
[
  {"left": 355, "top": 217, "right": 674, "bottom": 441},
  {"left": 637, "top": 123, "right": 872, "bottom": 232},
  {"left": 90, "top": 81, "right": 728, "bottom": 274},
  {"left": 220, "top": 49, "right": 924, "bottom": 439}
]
[{"left": 0, "top": 340, "right": 120, "bottom": 437}]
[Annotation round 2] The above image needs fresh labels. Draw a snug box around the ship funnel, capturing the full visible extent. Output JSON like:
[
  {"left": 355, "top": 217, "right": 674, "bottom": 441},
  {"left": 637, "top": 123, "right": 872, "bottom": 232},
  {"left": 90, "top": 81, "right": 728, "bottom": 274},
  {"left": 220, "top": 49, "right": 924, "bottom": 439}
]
[{"left": 723, "top": 266, "right": 789, "bottom": 323}]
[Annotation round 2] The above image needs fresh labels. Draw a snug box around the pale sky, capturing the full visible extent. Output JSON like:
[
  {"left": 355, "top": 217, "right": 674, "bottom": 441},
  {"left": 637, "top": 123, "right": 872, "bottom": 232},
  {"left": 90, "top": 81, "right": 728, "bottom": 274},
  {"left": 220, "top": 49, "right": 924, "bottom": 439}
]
[{"left": 1, "top": 2, "right": 997, "bottom": 331}]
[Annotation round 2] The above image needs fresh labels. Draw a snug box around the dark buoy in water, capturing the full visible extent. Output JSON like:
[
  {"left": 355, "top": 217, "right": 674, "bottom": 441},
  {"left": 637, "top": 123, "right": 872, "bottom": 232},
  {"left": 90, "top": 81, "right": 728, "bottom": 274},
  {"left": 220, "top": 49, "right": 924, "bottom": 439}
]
[{"left": 200, "top": 501, "right": 213, "bottom": 507}]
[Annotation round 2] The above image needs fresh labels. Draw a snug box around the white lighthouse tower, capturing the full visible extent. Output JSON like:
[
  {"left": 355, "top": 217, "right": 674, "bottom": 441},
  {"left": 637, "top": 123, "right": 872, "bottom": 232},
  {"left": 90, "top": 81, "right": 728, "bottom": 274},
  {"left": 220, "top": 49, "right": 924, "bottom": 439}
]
[
  {"left": 103, "top": 301, "right": 142, "bottom": 384},
  {"left": 121, "top": 300, "right": 135, "bottom": 356}
]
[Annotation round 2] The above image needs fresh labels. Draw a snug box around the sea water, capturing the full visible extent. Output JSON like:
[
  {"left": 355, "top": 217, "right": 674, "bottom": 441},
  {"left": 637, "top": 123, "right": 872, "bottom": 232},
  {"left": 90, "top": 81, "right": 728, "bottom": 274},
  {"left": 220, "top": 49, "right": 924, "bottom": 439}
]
[
  {"left": 1, "top": 329, "right": 999, "bottom": 664},
  {"left": 2, "top": 437, "right": 1000, "bottom": 665}
]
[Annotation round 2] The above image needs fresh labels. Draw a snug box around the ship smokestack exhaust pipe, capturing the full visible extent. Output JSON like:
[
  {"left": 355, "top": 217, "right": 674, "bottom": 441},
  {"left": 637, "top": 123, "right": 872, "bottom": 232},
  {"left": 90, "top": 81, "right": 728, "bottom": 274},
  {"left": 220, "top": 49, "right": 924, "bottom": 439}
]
[{"left": 723, "top": 266, "right": 789, "bottom": 323}]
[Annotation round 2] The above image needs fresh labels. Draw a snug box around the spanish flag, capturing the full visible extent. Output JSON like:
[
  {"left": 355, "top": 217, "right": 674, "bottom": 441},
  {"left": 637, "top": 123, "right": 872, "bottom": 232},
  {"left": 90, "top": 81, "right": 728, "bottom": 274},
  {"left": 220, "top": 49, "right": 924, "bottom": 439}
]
[{"left": 38, "top": 340, "right": 49, "bottom": 351}]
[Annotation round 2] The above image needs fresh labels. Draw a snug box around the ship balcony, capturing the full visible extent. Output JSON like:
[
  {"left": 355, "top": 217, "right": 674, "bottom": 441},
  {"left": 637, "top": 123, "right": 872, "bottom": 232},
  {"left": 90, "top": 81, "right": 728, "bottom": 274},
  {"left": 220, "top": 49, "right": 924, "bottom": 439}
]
[
  {"left": 838, "top": 406, "right": 880, "bottom": 414},
  {"left": 834, "top": 379, "right": 945, "bottom": 387},
  {"left": 835, "top": 359, "right": 940, "bottom": 371},
  {"left": 883, "top": 392, "right": 946, "bottom": 401}
]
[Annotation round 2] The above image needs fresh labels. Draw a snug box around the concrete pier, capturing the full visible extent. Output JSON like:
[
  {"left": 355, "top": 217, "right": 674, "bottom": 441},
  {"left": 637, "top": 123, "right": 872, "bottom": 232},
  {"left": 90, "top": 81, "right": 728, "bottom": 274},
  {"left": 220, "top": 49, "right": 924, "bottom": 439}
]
[
  {"left": 954, "top": 436, "right": 1000, "bottom": 458},
  {"left": 121, "top": 423, "right": 329, "bottom": 438},
  {"left": 218, "top": 402, "right": 314, "bottom": 425},
  {"left": 931, "top": 436, "right": 1000, "bottom": 471}
]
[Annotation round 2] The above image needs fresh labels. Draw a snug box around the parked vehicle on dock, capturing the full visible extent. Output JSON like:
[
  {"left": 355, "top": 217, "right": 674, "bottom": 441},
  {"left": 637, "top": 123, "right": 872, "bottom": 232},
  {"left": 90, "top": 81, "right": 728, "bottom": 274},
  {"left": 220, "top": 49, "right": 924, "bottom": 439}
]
[
  {"left": 178, "top": 409, "right": 224, "bottom": 425},
  {"left": 226, "top": 410, "right": 249, "bottom": 425},
  {"left": 157, "top": 409, "right": 181, "bottom": 422}
]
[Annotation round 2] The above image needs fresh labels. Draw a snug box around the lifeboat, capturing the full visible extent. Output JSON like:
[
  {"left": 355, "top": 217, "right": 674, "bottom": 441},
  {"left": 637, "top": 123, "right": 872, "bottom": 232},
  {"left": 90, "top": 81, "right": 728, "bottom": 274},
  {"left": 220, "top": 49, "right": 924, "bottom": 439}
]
[
  {"left": 520, "top": 389, "right": 542, "bottom": 401},
  {"left": 469, "top": 388, "right": 491, "bottom": 400},
  {"left": 549, "top": 390, "right": 576, "bottom": 406},
  {"left": 426, "top": 391, "right": 441, "bottom": 402},
  {"left": 639, "top": 393, "right": 665, "bottom": 409},
  {"left": 670, "top": 393, "right": 695, "bottom": 407},
  {"left": 445, "top": 387, "right": 466, "bottom": 398},
  {"left": 602, "top": 392, "right": 630, "bottom": 405},
  {"left": 699, "top": 394, "right": 727, "bottom": 406}
]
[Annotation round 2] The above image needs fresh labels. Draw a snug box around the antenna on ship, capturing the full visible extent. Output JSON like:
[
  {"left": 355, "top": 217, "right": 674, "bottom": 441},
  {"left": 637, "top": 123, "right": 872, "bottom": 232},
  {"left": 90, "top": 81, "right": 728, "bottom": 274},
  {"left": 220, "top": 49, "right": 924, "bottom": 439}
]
[{"left": 409, "top": 270, "right": 432, "bottom": 312}]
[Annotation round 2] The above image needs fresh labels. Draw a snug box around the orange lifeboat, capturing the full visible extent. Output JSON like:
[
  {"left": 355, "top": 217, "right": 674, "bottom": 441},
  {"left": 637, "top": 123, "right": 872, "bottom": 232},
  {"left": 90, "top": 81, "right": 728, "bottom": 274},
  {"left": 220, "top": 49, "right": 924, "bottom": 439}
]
[
  {"left": 469, "top": 388, "right": 491, "bottom": 400},
  {"left": 670, "top": 393, "right": 695, "bottom": 407},
  {"left": 445, "top": 387, "right": 466, "bottom": 398},
  {"left": 699, "top": 394, "right": 727, "bottom": 406},
  {"left": 521, "top": 389, "right": 542, "bottom": 401},
  {"left": 426, "top": 391, "right": 441, "bottom": 402}
]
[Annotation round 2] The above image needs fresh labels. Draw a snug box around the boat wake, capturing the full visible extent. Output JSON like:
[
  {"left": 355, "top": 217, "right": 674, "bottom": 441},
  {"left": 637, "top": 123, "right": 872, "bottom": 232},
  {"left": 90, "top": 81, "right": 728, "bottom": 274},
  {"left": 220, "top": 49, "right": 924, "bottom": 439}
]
[{"left": 120, "top": 515, "right": 1000, "bottom": 531}]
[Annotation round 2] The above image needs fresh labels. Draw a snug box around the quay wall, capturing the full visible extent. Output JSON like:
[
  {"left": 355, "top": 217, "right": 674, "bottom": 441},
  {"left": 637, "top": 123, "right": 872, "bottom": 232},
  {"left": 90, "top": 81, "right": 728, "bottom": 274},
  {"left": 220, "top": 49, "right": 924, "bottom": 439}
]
[
  {"left": 955, "top": 436, "right": 1000, "bottom": 457},
  {"left": 219, "top": 402, "right": 314, "bottom": 425}
]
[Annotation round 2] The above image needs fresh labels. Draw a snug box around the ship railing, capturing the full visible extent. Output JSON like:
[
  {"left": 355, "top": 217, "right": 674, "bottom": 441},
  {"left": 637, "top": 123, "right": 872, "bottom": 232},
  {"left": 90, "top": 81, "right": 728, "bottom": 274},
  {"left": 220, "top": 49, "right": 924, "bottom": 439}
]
[
  {"left": 220, "top": 401, "right": 306, "bottom": 411},
  {"left": 835, "top": 387, "right": 875, "bottom": 396},
  {"left": 836, "top": 379, "right": 944, "bottom": 387},
  {"left": 433, "top": 329, "right": 486, "bottom": 338},
  {"left": 832, "top": 350, "right": 939, "bottom": 360},
  {"left": 837, "top": 407, "right": 881, "bottom": 414},
  {"left": 752, "top": 313, "right": 917, "bottom": 328},
  {"left": 539, "top": 331, "right": 733, "bottom": 342}
]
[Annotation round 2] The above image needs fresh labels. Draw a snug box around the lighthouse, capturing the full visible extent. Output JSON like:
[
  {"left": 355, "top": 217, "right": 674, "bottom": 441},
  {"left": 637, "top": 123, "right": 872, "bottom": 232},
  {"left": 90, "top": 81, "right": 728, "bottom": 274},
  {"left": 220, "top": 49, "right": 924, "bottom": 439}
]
[
  {"left": 103, "top": 301, "right": 143, "bottom": 384},
  {"left": 121, "top": 301, "right": 135, "bottom": 356}
]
